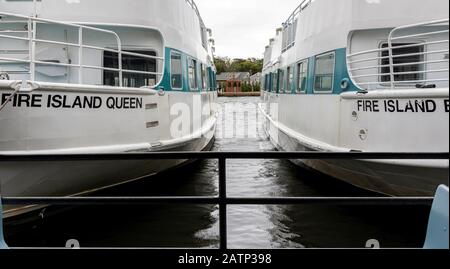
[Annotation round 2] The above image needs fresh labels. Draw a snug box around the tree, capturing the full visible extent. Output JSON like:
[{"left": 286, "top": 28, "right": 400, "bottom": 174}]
[{"left": 214, "top": 57, "right": 262, "bottom": 75}]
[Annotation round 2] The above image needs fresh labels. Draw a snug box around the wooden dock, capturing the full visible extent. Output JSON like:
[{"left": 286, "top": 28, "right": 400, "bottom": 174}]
[{"left": 218, "top": 92, "right": 261, "bottom": 97}]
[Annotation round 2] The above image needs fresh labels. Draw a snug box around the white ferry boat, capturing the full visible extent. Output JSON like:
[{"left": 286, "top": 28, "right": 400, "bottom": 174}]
[
  {"left": 260, "top": 0, "right": 449, "bottom": 196},
  {"left": 0, "top": 0, "right": 218, "bottom": 218}
]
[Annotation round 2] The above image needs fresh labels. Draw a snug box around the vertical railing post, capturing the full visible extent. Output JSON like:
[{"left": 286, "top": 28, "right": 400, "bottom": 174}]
[
  {"left": 29, "top": 19, "right": 36, "bottom": 82},
  {"left": 218, "top": 157, "right": 227, "bottom": 250},
  {"left": 118, "top": 39, "right": 123, "bottom": 87},
  {"left": 78, "top": 27, "right": 83, "bottom": 84},
  {"left": 388, "top": 31, "right": 396, "bottom": 89}
]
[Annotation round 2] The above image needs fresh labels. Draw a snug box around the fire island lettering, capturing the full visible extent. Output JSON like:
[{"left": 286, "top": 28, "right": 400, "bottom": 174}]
[
  {"left": 357, "top": 99, "right": 449, "bottom": 113},
  {"left": 0, "top": 93, "right": 143, "bottom": 110}
]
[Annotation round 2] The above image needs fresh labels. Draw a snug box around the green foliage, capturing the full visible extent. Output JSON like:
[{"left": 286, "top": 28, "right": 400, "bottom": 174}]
[
  {"left": 214, "top": 57, "right": 263, "bottom": 75},
  {"left": 240, "top": 82, "right": 261, "bottom": 92}
]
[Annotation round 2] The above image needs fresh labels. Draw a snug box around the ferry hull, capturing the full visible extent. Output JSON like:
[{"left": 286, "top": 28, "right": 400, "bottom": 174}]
[
  {"left": 267, "top": 127, "right": 447, "bottom": 197},
  {"left": 261, "top": 94, "right": 449, "bottom": 197},
  {"left": 1, "top": 133, "right": 215, "bottom": 219}
]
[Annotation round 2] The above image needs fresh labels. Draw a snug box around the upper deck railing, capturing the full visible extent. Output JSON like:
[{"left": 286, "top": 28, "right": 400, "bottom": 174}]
[
  {"left": 281, "top": 0, "right": 312, "bottom": 53},
  {"left": 186, "top": 0, "right": 205, "bottom": 27},
  {"left": 0, "top": 12, "right": 164, "bottom": 87},
  {"left": 347, "top": 19, "right": 449, "bottom": 90}
]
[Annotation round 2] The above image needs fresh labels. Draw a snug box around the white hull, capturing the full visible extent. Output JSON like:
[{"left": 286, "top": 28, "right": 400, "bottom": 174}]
[
  {"left": 0, "top": 82, "right": 218, "bottom": 218},
  {"left": 260, "top": 90, "right": 449, "bottom": 197},
  {"left": 264, "top": 119, "right": 447, "bottom": 197},
  {"left": 0, "top": 1, "right": 219, "bottom": 218},
  {"left": 1, "top": 133, "right": 214, "bottom": 219}
]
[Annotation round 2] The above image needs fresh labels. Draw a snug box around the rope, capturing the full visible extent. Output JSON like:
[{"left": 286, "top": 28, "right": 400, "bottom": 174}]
[{"left": 0, "top": 84, "right": 20, "bottom": 112}]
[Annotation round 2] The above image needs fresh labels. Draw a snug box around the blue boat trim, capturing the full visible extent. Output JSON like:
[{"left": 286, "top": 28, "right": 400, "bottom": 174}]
[
  {"left": 159, "top": 47, "right": 217, "bottom": 92},
  {"left": 263, "top": 48, "right": 359, "bottom": 95}
]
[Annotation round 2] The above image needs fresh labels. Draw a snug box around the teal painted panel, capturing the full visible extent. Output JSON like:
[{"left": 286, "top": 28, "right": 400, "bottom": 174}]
[
  {"left": 262, "top": 48, "right": 358, "bottom": 95},
  {"left": 333, "top": 48, "right": 358, "bottom": 94},
  {"left": 159, "top": 47, "right": 216, "bottom": 92}
]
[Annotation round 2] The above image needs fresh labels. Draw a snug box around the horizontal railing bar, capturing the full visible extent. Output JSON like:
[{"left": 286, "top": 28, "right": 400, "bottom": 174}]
[
  {"left": 355, "top": 78, "right": 449, "bottom": 86},
  {"left": 0, "top": 30, "right": 28, "bottom": 34},
  {"left": 33, "top": 38, "right": 80, "bottom": 48},
  {"left": 392, "top": 68, "right": 449, "bottom": 76},
  {"left": 121, "top": 69, "right": 162, "bottom": 76},
  {"left": 33, "top": 60, "right": 78, "bottom": 68},
  {"left": 348, "top": 59, "right": 449, "bottom": 72},
  {"left": 391, "top": 29, "right": 449, "bottom": 41},
  {"left": 0, "top": 33, "right": 29, "bottom": 41},
  {"left": 1, "top": 197, "right": 434, "bottom": 206},
  {"left": 347, "top": 40, "right": 449, "bottom": 57},
  {"left": 0, "top": 57, "right": 30, "bottom": 63},
  {"left": 0, "top": 152, "right": 448, "bottom": 162},
  {"left": 0, "top": 20, "right": 29, "bottom": 24},
  {"left": 351, "top": 68, "right": 449, "bottom": 79},
  {"left": 347, "top": 49, "right": 449, "bottom": 64}
]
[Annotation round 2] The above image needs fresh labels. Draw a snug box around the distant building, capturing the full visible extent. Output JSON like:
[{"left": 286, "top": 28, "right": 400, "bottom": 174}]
[
  {"left": 216, "top": 72, "right": 250, "bottom": 93},
  {"left": 250, "top": 72, "right": 262, "bottom": 86}
]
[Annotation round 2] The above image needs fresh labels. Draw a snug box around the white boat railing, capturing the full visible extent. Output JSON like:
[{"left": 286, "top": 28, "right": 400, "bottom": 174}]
[
  {"left": 0, "top": 12, "right": 164, "bottom": 87},
  {"left": 281, "top": 0, "right": 312, "bottom": 53},
  {"left": 186, "top": 0, "right": 204, "bottom": 26},
  {"left": 347, "top": 19, "right": 449, "bottom": 90}
]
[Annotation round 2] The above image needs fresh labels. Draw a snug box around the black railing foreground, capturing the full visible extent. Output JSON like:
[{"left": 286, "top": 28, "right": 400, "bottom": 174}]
[{"left": 1, "top": 151, "right": 449, "bottom": 250}]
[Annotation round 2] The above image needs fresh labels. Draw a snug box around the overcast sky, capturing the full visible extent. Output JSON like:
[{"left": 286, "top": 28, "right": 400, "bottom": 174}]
[{"left": 195, "top": 0, "right": 301, "bottom": 59}]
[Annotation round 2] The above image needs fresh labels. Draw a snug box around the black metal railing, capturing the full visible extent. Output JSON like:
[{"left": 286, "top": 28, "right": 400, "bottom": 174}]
[{"left": 1, "top": 152, "right": 449, "bottom": 250}]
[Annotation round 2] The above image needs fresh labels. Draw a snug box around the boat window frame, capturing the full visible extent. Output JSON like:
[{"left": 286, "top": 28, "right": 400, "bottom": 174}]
[
  {"left": 102, "top": 48, "right": 158, "bottom": 88},
  {"left": 296, "top": 58, "right": 309, "bottom": 94},
  {"left": 278, "top": 69, "right": 285, "bottom": 93},
  {"left": 201, "top": 63, "right": 207, "bottom": 91},
  {"left": 188, "top": 57, "right": 198, "bottom": 91},
  {"left": 287, "top": 65, "right": 293, "bottom": 93},
  {"left": 170, "top": 51, "right": 183, "bottom": 91},
  {"left": 313, "top": 51, "right": 336, "bottom": 94},
  {"left": 272, "top": 72, "right": 277, "bottom": 93}
]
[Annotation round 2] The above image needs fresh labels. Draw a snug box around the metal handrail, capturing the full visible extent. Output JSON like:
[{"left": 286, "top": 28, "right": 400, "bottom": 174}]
[
  {"left": 0, "top": 12, "right": 164, "bottom": 87},
  {"left": 185, "top": 0, "right": 205, "bottom": 27},
  {"left": 281, "top": 0, "right": 312, "bottom": 52},
  {"left": 347, "top": 19, "right": 449, "bottom": 90},
  {"left": 0, "top": 151, "right": 447, "bottom": 250}
]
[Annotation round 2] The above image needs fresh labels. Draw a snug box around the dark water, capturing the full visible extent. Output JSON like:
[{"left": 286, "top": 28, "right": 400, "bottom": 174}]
[{"left": 4, "top": 97, "right": 430, "bottom": 249}]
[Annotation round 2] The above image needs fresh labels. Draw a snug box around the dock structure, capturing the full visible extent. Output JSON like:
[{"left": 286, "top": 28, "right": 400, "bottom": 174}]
[{"left": 218, "top": 91, "right": 261, "bottom": 97}]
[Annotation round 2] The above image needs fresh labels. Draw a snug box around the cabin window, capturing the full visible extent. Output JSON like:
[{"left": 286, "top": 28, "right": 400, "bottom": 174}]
[
  {"left": 296, "top": 59, "right": 308, "bottom": 93},
  {"left": 278, "top": 69, "right": 285, "bottom": 93},
  {"left": 188, "top": 58, "right": 198, "bottom": 90},
  {"left": 264, "top": 74, "right": 269, "bottom": 91},
  {"left": 200, "top": 26, "right": 208, "bottom": 50},
  {"left": 272, "top": 73, "right": 277, "bottom": 92},
  {"left": 380, "top": 43, "right": 425, "bottom": 84},
  {"left": 170, "top": 52, "right": 183, "bottom": 90},
  {"left": 287, "top": 66, "right": 293, "bottom": 93},
  {"left": 103, "top": 50, "right": 157, "bottom": 88},
  {"left": 314, "top": 52, "right": 335, "bottom": 93},
  {"left": 206, "top": 67, "right": 212, "bottom": 90},
  {"left": 201, "top": 64, "right": 207, "bottom": 90}
]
